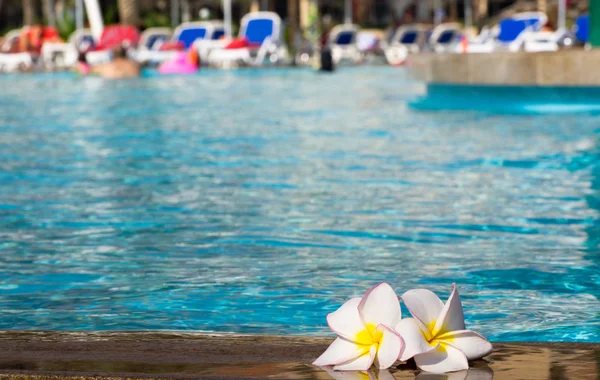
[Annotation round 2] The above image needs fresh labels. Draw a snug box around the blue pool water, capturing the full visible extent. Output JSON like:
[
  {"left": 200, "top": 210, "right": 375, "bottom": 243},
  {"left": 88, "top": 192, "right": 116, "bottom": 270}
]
[
  {"left": 0, "top": 67, "right": 598, "bottom": 342},
  {"left": 411, "top": 83, "right": 600, "bottom": 114}
]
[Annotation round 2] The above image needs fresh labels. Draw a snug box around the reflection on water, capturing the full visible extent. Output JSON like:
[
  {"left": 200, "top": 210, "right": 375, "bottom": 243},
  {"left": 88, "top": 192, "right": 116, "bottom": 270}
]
[
  {"left": 323, "top": 367, "right": 493, "bottom": 380},
  {"left": 413, "top": 368, "right": 493, "bottom": 380},
  {"left": 0, "top": 68, "right": 598, "bottom": 341},
  {"left": 323, "top": 367, "right": 396, "bottom": 380}
]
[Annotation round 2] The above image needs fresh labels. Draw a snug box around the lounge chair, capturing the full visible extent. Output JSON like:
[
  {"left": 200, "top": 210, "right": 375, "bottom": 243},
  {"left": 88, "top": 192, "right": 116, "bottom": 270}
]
[
  {"left": 175, "top": 21, "right": 224, "bottom": 48},
  {"left": 85, "top": 25, "right": 140, "bottom": 65},
  {"left": 0, "top": 29, "right": 30, "bottom": 72},
  {"left": 137, "top": 22, "right": 224, "bottom": 65},
  {"left": 69, "top": 29, "right": 96, "bottom": 51},
  {"left": 429, "top": 23, "right": 462, "bottom": 53},
  {"left": 1, "top": 29, "right": 24, "bottom": 53},
  {"left": 41, "top": 29, "right": 95, "bottom": 69},
  {"left": 0, "top": 52, "right": 33, "bottom": 72},
  {"left": 469, "top": 26, "right": 494, "bottom": 44},
  {"left": 383, "top": 24, "right": 427, "bottom": 66},
  {"left": 207, "top": 12, "right": 288, "bottom": 68},
  {"left": 187, "top": 21, "right": 227, "bottom": 65},
  {"left": 41, "top": 43, "right": 77, "bottom": 69},
  {"left": 522, "top": 30, "right": 564, "bottom": 52},
  {"left": 134, "top": 27, "right": 172, "bottom": 64},
  {"left": 140, "top": 27, "right": 172, "bottom": 50},
  {"left": 467, "top": 12, "right": 547, "bottom": 53},
  {"left": 329, "top": 24, "right": 362, "bottom": 65},
  {"left": 520, "top": 13, "right": 574, "bottom": 52},
  {"left": 0, "top": 28, "right": 36, "bottom": 72}
]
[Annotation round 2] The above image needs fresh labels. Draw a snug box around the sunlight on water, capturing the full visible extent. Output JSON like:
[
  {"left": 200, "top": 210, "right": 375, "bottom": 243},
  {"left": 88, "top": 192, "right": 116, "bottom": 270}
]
[{"left": 0, "top": 67, "right": 598, "bottom": 342}]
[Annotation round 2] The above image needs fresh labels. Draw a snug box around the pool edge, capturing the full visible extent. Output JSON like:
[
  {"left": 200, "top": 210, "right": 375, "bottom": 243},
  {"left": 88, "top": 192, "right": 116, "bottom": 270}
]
[{"left": 0, "top": 331, "right": 598, "bottom": 379}]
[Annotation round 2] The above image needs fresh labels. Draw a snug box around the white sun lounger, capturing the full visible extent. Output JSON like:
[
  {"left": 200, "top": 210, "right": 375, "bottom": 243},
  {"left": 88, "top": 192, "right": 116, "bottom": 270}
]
[
  {"left": 328, "top": 24, "right": 362, "bottom": 65},
  {"left": 466, "top": 12, "right": 548, "bottom": 53},
  {"left": 207, "top": 12, "right": 288, "bottom": 68},
  {"left": 137, "top": 22, "right": 224, "bottom": 65},
  {"left": 383, "top": 24, "right": 427, "bottom": 66}
]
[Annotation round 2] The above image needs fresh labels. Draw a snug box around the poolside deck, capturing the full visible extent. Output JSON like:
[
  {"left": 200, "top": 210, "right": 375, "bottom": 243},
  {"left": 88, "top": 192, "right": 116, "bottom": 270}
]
[
  {"left": 408, "top": 49, "right": 600, "bottom": 86},
  {"left": 0, "top": 331, "right": 597, "bottom": 379}
]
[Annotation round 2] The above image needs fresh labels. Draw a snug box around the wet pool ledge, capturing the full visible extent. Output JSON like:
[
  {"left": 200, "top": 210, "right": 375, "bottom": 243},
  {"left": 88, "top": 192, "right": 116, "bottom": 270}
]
[
  {"left": 407, "top": 49, "right": 600, "bottom": 86},
  {"left": 0, "top": 331, "right": 597, "bottom": 380},
  {"left": 405, "top": 50, "right": 600, "bottom": 113}
]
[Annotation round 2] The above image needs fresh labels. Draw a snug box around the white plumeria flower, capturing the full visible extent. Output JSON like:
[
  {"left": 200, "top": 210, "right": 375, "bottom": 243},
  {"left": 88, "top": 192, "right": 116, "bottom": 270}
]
[
  {"left": 313, "top": 283, "right": 405, "bottom": 371},
  {"left": 396, "top": 284, "right": 493, "bottom": 374}
]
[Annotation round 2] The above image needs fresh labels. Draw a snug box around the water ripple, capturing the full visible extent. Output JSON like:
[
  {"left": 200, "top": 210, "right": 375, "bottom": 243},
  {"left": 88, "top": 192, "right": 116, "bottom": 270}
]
[{"left": 0, "top": 67, "right": 598, "bottom": 342}]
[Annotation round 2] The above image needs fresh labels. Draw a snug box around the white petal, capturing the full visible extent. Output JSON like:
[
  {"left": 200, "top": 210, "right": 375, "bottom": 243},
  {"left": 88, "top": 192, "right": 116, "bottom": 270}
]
[
  {"left": 437, "top": 330, "right": 493, "bottom": 360},
  {"left": 395, "top": 318, "right": 438, "bottom": 361},
  {"left": 313, "top": 337, "right": 370, "bottom": 367},
  {"left": 358, "top": 283, "right": 402, "bottom": 328},
  {"left": 401, "top": 288, "right": 444, "bottom": 338},
  {"left": 374, "top": 324, "right": 404, "bottom": 369},
  {"left": 334, "top": 345, "right": 377, "bottom": 371},
  {"left": 327, "top": 297, "right": 366, "bottom": 342},
  {"left": 414, "top": 342, "right": 469, "bottom": 374},
  {"left": 432, "top": 284, "right": 466, "bottom": 337}
]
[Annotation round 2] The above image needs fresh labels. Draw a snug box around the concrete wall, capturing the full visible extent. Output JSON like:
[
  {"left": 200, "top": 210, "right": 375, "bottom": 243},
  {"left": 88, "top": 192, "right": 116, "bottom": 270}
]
[{"left": 408, "top": 49, "right": 600, "bottom": 86}]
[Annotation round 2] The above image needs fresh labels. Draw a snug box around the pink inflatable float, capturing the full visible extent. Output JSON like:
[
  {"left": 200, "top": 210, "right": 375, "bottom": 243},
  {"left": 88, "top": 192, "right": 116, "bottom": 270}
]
[{"left": 158, "top": 51, "right": 198, "bottom": 75}]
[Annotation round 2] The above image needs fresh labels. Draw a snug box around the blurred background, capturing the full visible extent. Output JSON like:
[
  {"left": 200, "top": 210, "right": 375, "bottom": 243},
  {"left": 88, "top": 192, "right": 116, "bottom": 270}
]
[{"left": 0, "top": 0, "right": 598, "bottom": 348}]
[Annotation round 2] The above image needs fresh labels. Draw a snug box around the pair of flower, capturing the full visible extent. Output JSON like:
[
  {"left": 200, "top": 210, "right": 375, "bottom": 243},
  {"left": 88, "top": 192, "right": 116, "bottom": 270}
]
[{"left": 313, "top": 283, "right": 492, "bottom": 374}]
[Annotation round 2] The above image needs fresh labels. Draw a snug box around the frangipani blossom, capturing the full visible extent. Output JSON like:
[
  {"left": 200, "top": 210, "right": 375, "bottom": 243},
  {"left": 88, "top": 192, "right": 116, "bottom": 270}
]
[
  {"left": 396, "top": 284, "right": 492, "bottom": 374},
  {"left": 314, "top": 283, "right": 404, "bottom": 371}
]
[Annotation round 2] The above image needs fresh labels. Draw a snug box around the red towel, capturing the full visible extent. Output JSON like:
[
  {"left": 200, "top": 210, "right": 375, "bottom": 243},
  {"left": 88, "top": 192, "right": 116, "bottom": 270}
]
[
  {"left": 95, "top": 25, "right": 140, "bottom": 51},
  {"left": 225, "top": 37, "right": 261, "bottom": 49},
  {"left": 159, "top": 41, "right": 185, "bottom": 51}
]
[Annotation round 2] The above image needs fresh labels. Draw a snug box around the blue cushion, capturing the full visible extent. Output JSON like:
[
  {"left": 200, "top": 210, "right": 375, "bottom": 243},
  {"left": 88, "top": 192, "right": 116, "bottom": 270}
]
[
  {"left": 79, "top": 35, "right": 96, "bottom": 50},
  {"left": 498, "top": 19, "right": 527, "bottom": 42},
  {"left": 212, "top": 29, "right": 225, "bottom": 40},
  {"left": 401, "top": 31, "right": 418, "bottom": 44},
  {"left": 437, "top": 30, "right": 456, "bottom": 44},
  {"left": 520, "top": 16, "right": 544, "bottom": 31},
  {"left": 498, "top": 16, "right": 544, "bottom": 43},
  {"left": 575, "top": 14, "right": 589, "bottom": 43},
  {"left": 178, "top": 28, "right": 207, "bottom": 48},
  {"left": 336, "top": 31, "right": 354, "bottom": 45},
  {"left": 146, "top": 35, "right": 168, "bottom": 49},
  {"left": 244, "top": 19, "right": 275, "bottom": 44}
]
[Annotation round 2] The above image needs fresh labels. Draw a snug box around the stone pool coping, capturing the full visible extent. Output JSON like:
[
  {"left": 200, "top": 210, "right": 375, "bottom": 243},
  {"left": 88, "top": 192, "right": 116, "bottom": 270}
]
[
  {"left": 0, "top": 331, "right": 598, "bottom": 379},
  {"left": 406, "top": 49, "right": 600, "bottom": 86}
]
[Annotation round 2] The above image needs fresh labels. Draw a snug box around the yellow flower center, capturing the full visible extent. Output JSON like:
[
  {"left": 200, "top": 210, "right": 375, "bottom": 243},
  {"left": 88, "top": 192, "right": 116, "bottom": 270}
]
[
  {"left": 354, "top": 323, "right": 383, "bottom": 346},
  {"left": 424, "top": 319, "right": 454, "bottom": 348},
  {"left": 426, "top": 319, "right": 437, "bottom": 336}
]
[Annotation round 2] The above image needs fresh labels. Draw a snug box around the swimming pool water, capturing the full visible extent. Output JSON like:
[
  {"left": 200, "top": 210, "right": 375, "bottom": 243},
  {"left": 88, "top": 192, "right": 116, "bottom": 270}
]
[{"left": 0, "top": 67, "right": 598, "bottom": 342}]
